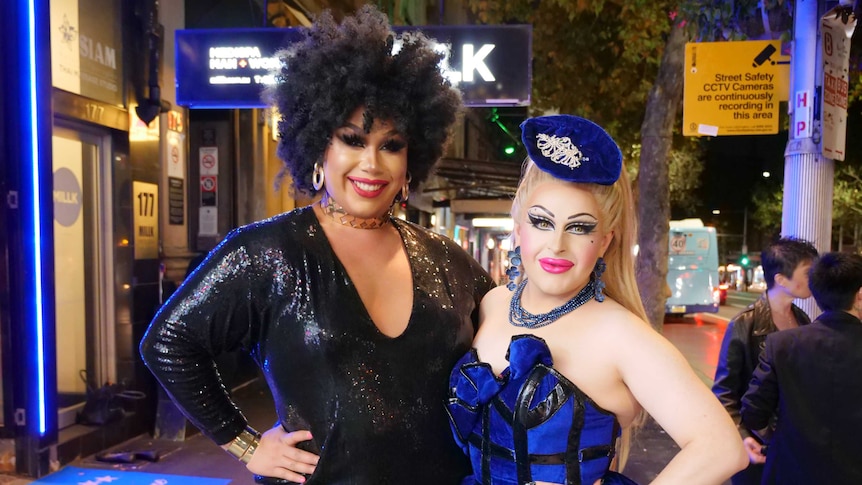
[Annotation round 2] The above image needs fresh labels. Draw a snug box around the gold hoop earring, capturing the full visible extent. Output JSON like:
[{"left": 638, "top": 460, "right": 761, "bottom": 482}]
[
  {"left": 401, "top": 172, "right": 412, "bottom": 202},
  {"left": 312, "top": 163, "right": 325, "bottom": 191}
]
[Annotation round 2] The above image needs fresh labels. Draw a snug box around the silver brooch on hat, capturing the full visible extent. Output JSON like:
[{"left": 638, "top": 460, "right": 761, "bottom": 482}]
[{"left": 536, "top": 133, "right": 588, "bottom": 169}]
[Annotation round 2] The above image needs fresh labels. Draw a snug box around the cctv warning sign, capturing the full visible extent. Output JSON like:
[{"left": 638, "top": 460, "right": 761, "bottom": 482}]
[{"left": 683, "top": 40, "right": 790, "bottom": 136}]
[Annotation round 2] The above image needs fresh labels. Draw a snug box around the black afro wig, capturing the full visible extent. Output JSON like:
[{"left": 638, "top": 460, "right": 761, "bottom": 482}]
[{"left": 267, "top": 5, "right": 463, "bottom": 195}]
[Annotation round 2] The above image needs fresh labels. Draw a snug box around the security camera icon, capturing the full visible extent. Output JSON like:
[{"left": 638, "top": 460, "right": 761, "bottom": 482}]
[{"left": 752, "top": 44, "right": 777, "bottom": 67}]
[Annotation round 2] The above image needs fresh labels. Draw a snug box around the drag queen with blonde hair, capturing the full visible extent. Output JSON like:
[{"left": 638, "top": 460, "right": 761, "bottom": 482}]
[{"left": 448, "top": 115, "right": 747, "bottom": 484}]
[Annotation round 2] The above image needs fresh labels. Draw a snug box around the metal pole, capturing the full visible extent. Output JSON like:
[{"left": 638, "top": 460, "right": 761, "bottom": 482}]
[
  {"left": 742, "top": 207, "right": 748, "bottom": 255},
  {"left": 783, "top": 0, "right": 831, "bottom": 319}
]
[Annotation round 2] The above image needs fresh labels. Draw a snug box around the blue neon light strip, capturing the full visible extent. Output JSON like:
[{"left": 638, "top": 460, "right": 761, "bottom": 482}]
[{"left": 26, "top": 0, "right": 48, "bottom": 435}]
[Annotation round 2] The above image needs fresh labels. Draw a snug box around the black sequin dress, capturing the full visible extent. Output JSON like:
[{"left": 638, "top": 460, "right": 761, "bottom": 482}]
[{"left": 140, "top": 206, "right": 494, "bottom": 484}]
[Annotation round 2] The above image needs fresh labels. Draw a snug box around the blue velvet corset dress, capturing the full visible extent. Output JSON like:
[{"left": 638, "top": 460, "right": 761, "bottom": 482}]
[
  {"left": 141, "top": 206, "right": 493, "bottom": 484},
  {"left": 447, "top": 335, "right": 638, "bottom": 485}
]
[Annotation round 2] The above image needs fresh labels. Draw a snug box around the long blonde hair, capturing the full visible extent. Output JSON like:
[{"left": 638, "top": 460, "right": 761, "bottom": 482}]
[{"left": 511, "top": 159, "right": 647, "bottom": 469}]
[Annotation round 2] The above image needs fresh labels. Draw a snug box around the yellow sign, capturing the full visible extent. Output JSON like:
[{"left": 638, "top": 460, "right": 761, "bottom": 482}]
[
  {"left": 683, "top": 40, "right": 789, "bottom": 136},
  {"left": 133, "top": 181, "right": 159, "bottom": 260}
]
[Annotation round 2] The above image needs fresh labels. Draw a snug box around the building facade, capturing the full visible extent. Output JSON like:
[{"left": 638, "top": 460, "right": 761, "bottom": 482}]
[{"left": 0, "top": 0, "right": 525, "bottom": 477}]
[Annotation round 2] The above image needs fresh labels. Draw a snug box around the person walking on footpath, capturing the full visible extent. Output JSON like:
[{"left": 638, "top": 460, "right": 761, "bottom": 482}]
[
  {"left": 742, "top": 252, "right": 862, "bottom": 485},
  {"left": 711, "top": 237, "right": 817, "bottom": 484},
  {"left": 140, "top": 6, "right": 494, "bottom": 484},
  {"left": 447, "top": 115, "right": 747, "bottom": 485}
]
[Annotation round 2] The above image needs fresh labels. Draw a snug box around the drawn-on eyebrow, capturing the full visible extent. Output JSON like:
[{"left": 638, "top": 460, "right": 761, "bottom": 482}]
[
  {"left": 529, "top": 206, "right": 599, "bottom": 223},
  {"left": 528, "top": 205, "right": 554, "bottom": 218},
  {"left": 567, "top": 212, "right": 598, "bottom": 220},
  {"left": 342, "top": 122, "right": 401, "bottom": 138}
]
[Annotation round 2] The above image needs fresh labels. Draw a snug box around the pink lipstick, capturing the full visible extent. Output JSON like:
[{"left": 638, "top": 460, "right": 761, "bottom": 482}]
[{"left": 539, "top": 258, "right": 574, "bottom": 274}]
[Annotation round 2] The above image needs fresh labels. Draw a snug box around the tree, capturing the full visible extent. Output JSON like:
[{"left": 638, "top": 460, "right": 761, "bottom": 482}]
[
  {"left": 847, "top": 3, "right": 862, "bottom": 103},
  {"left": 667, "top": 142, "right": 705, "bottom": 210},
  {"left": 630, "top": 138, "right": 705, "bottom": 212},
  {"left": 679, "top": 0, "right": 792, "bottom": 42},
  {"left": 829, "top": 163, "right": 862, "bottom": 250},
  {"left": 467, "top": 0, "right": 685, "bottom": 329},
  {"left": 466, "top": 0, "right": 811, "bottom": 329},
  {"left": 635, "top": 23, "right": 687, "bottom": 330},
  {"left": 466, "top": 1, "right": 674, "bottom": 151},
  {"left": 752, "top": 162, "right": 862, "bottom": 249},
  {"left": 751, "top": 183, "right": 782, "bottom": 233}
]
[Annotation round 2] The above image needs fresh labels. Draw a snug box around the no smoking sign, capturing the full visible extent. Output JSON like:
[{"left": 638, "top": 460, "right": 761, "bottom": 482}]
[
  {"left": 201, "top": 154, "right": 216, "bottom": 170},
  {"left": 199, "top": 147, "right": 219, "bottom": 175}
]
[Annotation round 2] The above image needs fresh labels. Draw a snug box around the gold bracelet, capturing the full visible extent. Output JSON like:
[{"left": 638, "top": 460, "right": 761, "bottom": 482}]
[{"left": 224, "top": 426, "right": 261, "bottom": 464}]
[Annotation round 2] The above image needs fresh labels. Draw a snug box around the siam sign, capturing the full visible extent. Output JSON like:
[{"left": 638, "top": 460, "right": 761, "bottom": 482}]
[{"left": 175, "top": 25, "right": 532, "bottom": 108}]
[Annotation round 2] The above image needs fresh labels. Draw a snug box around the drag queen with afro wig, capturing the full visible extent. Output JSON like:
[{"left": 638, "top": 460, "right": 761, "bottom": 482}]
[{"left": 141, "top": 5, "right": 493, "bottom": 484}]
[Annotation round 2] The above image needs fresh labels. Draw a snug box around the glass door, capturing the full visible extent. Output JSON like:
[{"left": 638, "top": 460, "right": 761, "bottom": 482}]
[{"left": 52, "top": 126, "right": 114, "bottom": 429}]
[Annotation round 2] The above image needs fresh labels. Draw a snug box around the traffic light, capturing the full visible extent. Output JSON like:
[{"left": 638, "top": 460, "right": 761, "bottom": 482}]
[
  {"left": 488, "top": 108, "right": 520, "bottom": 158},
  {"left": 739, "top": 254, "right": 750, "bottom": 266}
]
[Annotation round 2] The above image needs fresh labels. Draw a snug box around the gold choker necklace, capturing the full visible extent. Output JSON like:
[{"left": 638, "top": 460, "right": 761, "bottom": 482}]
[{"left": 319, "top": 194, "right": 391, "bottom": 229}]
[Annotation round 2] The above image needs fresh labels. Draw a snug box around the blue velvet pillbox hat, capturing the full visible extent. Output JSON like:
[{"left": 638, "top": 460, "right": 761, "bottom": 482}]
[{"left": 520, "top": 115, "right": 622, "bottom": 185}]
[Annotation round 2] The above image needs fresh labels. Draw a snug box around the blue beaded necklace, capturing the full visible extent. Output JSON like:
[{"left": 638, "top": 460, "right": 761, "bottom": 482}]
[{"left": 509, "top": 278, "right": 597, "bottom": 329}]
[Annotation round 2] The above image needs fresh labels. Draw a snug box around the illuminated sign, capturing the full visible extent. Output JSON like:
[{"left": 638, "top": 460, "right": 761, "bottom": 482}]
[
  {"left": 683, "top": 40, "right": 790, "bottom": 136},
  {"left": 49, "top": 0, "right": 123, "bottom": 105},
  {"left": 175, "top": 25, "right": 532, "bottom": 108},
  {"left": 133, "top": 182, "right": 159, "bottom": 260}
]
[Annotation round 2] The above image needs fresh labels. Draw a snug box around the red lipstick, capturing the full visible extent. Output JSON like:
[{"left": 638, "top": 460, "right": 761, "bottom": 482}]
[{"left": 348, "top": 177, "right": 388, "bottom": 198}]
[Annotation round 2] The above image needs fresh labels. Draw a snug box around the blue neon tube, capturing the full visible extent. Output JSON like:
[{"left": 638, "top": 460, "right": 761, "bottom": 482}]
[{"left": 25, "top": 0, "right": 47, "bottom": 435}]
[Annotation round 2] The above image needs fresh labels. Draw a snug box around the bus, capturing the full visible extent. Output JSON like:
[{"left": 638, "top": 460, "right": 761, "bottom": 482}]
[{"left": 665, "top": 219, "right": 721, "bottom": 315}]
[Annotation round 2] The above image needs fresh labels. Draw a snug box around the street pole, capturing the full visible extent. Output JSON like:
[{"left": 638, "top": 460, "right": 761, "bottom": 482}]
[
  {"left": 783, "top": 0, "right": 833, "bottom": 318},
  {"left": 742, "top": 206, "right": 748, "bottom": 255}
]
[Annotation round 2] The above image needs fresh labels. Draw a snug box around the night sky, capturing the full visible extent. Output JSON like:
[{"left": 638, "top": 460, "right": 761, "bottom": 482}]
[
  {"left": 673, "top": 131, "right": 790, "bottom": 257},
  {"left": 699, "top": 132, "right": 788, "bottom": 215},
  {"left": 688, "top": 104, "right": 862, "bottom": 250}
]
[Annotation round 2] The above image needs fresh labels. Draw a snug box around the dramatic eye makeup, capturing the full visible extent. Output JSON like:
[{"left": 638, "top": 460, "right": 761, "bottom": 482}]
[
  {"left": 381, "top": 138, "right": 407, "bottom": 152},
  {"left": 339, "top": 132, "right": 365, "bottom": 147},
  {"left": 564, "top": 221, "right": 598, "bottom": 235},
  {"left": 527, "top": 213, "right": 554, "bottom": 230},
  {"left": 527, "top": 206, "right": 598, "bottom": 235},
  {"left": 337, "top": 124, "right": 406, "bottom": 152}
]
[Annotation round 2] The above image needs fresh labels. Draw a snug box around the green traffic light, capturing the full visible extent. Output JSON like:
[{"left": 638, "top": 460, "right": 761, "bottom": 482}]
[
  {"left": 740, "top": 255, "right": 750, "bottom": 266},
  {"left": 504, "top": 145, "right": 516, "bottom": 155}
]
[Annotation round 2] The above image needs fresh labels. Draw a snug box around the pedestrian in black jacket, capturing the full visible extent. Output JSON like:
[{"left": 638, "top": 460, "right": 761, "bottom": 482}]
[
  {"left": 742, "top": 252, "right": 862, "bottom": 485},
  {"left": 712, "top": 237, "right": 817, "bottom": 485}
]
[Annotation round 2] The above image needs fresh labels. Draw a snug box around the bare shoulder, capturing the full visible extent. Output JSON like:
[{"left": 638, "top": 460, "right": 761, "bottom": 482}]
[
  {"left": 589, "top": 298, "right": 669, "bottom": 351},
  {"left": 591, "top": 298, "right": 653, "bottom": 332},
  {"left": 479, "top": 285, "right": 512, "bottom": 312},
  {"left": 478, "top": 286, "right": 513, "bottom": 329}
]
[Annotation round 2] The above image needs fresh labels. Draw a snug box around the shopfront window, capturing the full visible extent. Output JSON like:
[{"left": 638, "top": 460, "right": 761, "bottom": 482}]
[{"left": 53, "top": 129, "right": 113, "bottom": 429}]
